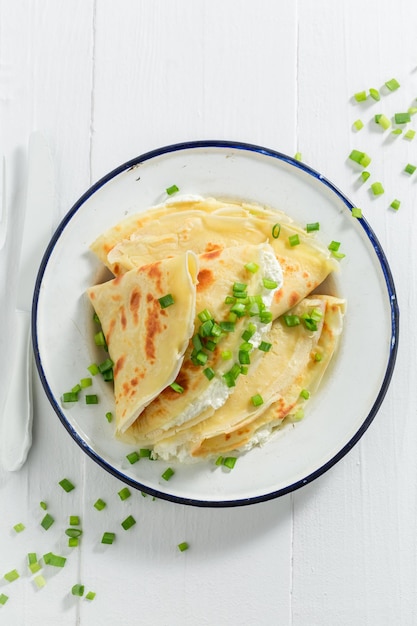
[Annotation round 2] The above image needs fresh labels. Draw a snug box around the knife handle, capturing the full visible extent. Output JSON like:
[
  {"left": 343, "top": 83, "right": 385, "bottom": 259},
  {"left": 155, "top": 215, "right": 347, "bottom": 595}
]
[{"left": 1, "top": 309, "right": 33, "bottom": 471}]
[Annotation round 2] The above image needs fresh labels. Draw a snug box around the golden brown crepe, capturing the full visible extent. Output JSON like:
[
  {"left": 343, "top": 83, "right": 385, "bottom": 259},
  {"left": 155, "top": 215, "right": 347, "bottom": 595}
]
[{"left": 87, "top": 251, "right": 198, "bottom": 433}]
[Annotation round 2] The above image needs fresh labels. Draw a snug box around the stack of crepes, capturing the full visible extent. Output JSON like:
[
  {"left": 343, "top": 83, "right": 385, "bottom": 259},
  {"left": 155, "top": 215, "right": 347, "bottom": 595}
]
[{"left": 87, "top": 196, "right": 346, "bottom": 462}]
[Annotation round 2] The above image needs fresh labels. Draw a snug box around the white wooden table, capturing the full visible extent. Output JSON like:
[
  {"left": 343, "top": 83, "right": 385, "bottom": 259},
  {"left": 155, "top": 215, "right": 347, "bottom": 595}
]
[{"left": 0, "top": 2, "right": 415, "bottom": 624}]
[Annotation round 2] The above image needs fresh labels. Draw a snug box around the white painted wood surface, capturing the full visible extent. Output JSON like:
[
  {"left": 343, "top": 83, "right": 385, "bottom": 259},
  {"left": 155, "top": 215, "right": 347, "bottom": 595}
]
[{"left": 0, "top": 1, "right": 414, "bottom": 624}]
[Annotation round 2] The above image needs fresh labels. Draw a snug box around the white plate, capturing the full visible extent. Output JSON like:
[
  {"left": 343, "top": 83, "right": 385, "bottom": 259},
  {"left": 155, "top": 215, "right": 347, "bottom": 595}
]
[{"left": 32, "top": 141, "right": 399, "bottom": 507}]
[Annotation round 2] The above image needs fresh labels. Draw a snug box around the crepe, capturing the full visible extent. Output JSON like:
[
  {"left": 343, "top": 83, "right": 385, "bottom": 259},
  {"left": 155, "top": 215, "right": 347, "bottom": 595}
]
[
  {"left": 151, "top": 295, "right": 345, "bottom": 461},
  {"left": 87, "top": 251, "right": 198, "bottom": 433},
  {"left": 118, "top": 242, "right": 283, "bottom": 444}
]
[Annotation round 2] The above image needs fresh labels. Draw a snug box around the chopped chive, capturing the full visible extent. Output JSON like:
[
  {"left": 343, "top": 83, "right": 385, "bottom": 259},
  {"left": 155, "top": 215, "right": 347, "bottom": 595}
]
[
  {"left": 272, "top": 223, "right": 281, "bottom": 239},
  {"left": 158, "top": 293, "right": 175, "bottom": 309},
  {"left": 118, "top": 487, "right": 131, "bottom": 501},
  {"left": 374, "top": 114, "right": 391, "bottom": 130},
  {"left": 259, "top": 341, "right": 272, "bottom": 352},
  {"left": 251, "top": 394, "right": 264, "bottom": 407},
  {"left": 62, "top": 391, "right": 78, "bottom": 403},
  {"left": 197, "top": 308, "right": 213, "bottom": 322},
  {"left": 394, "top": 112, "right": 411, "bottom": 124},
  {"left": 4, "top": 569, "right": 19, "bottom": 583},
  {"left": 404, "top": 163, "right": 416, "bottom": 175},
  {"left": 404, "top": 129, "right": 416, "bottom": 140},
  {"left": 28, "top": 553, "right": 38, "bottom": 566},
  {"left": 43, "top": 552, "right": 66, "bottom": 567},
  {"left": 369, "top": 88, "right": 380, "bottom": 101},
  {"left": 294, "top": 152, "right": 302, "bottom": 161},
  {"left": 223, "top": 457, "right": 237, "bottom": 469},
  {"left": 121, "top": 515, "right": 136, "bottom": 530},
  {"left": 306, "top": 222, "right": 320, "bottom": 232},
  {"left": 233, "top": 282, "right": 247, "bottom": 293},
  {"left": 65, "top": 528, "right": 83, "bottom": 538},
  {"left": 262, "top": 278, "right": 278, "bottom": 290},
  {"left": 166, "top": 184, "right": 179, "bottom": 195},
  {"left": 244, "top": 261, "right": 259, "bottom": 273},
  {"left": 72, "top": 584, "right": 85, "bottom": 597},
  {"left": 349, "top": 149, "right": 371, "bottom": 166},
  {"left": 98, "top": 358, "right": 113, "bottom": 373},
  {"left": 328, "top": 241, "right": 341, "bottom": 252},
  {"left": 86, "top": 591, "right": 96, "bottom": 601},
  {"left": 259, "top": 310, "right": 273, "bottom": 324},
  {"left": 351, "top": 207, "right": 362, "bottom": 218},
  {"left": 0, "top": 594, "right": 9, "bottom": 605},
  {"left": 94, "top": 498, "right": 106, "bottom": 511},
  {"left": 105, "top": 411, "right": 113, "bottom": 423},
  {"left": 68, "top": 537, "right": 79, "bottom": 548},
  {"left": 288, "top": 234, "right": 300, "bottom": 247},
  {"left": 353, "top": 90, "right": 367, "bottom": 102},
  {"left": 242, "top": 323, "right": 256, "bottom": 341},
  {"left": 371, "top": 181, "right": 384, "bottom": 196},
  {"left": 219, "top": 321, "right": 235, "bottom": 333},
  {"left": 203, "top": 367, "right": 215, "bottom": 381},
  {"left": 221, "top": 350, "right": 233, "bottom": 360},
  {"left": 13, "top": 522, "right": 25, "bottom": 533},
  {"left": 33, "top": 575, "right": 46, "bottom": 589},
  {"left": 408, "top": 107, "right": 417, "bottom": 115},
  {"left": 94, "top": 330, "right": 107, "bottom": 347},
  {"left": 238, "top": 350, "right": 251, "bottom": 365},
  {"left": 178, "top": 542, "right": 189, "bottom": 552},
  {"left": 331, "top": 251, "right": 346, "bottom": 260},
  {"left": 161, "top": 467, "right": 175, "bottom": 481},
  {"left": 40, "top": 513, "right": 55, "bottom": 530},
  {"left": 126, "top": 451, "right": 140, "bottom": 464},
  {"left": 139, "top": 448, "right": 152, "bottom": 458},
  {"left": 360, "top": 171, "right": 370, "bottom": 182},
  {"left": 300, "top": 389, "right": 310, "bottom": 400},
  {"left": 59, "top": 478, "right": 75, "bottom": 492},
  {"left": 85, "top": 394, "right": 99, "bottom": 404},
  {"left": 69, "top": 515, "right": 80, "bottom": 525},
  {"left": 283, "top": 314, "right": 300, "bottom": 327},
  {"left": 71, "top": 384, "right": 81, "bottom": 395},
  {"left": 292, "top": 408, "right": 305, "bottom": 422},
  {"left": 385, "top": 78, "right": 400, "bottom": 91},
  {"left": 392, "top": 128, "right": 403, "bottom": 136},
  {"left": 170, "top": 382, "right": 184, "bottom": 393},
  {"left": 87, "top": 363, "right": 100, "bottom": 376},
  {"left": 215, "top": 456, "right": 224, "bottom": 466},
  {"left": 101, "top": 532, "right": 115, "bottom": 544},
  {"left": 352, "top": 119, "right": 364, "bottom": 131},
  {"left": 40, "top": 501, "right": 47, "bottom": 510},
  {"left": 80, "top": 377, "right": 92, "bottom": 388},
  {"left": 314, "top": 352, "right": 323, "bottom": 362},
  {"left": 390, "top": 199, "right": 401, "bottom": 211}
]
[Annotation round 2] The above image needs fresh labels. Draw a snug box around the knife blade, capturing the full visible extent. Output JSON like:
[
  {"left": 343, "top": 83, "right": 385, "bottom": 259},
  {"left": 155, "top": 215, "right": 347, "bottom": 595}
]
[{"left": 1, "top": 132, "right": 55, "bottom": 471}]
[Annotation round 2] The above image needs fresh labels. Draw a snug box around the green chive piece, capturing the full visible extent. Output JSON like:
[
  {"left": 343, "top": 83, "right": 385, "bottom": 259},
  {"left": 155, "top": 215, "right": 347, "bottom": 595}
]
[
  {"left": 262, "top": 278, "right": 278, "bottom": 290},
  {"left": 178, "top": 542, "right": 189, "bottom": 552},
  {"left": 223, "top": 456, "right": 237, "bottom": 469},
  {"left": 238, "top": 350, "right": 251, "bottom": 365},
  {"left": 394, "top": 112, "right": 411, "bottom": 124},
  {"left": 203, "top": 367, "right": 215, "bottom": 381},
  {"left": 260, "top": 310, "right": 273, "bottom": 324},
  {"left": 353, "top": 90, "right": 367, "bottom": 102},
  {"left": 405, "top": 163, "right": 416, "bottom": 175},
  {"left": 80, "top": 377, "right": 92, "bottom": 388},
  {"left": 352, "top": 119, "right": 364, "bottom": 131},
  {"left": 351, "top": 207, "right": 362, "bottom": 218},
  {"left": 33, "top": 575, "right": 46, "bottom": 589},
  {"left": 404, "top": 129, "right": 416, "bottom": 140},
  {"left": 390, "top": 199, "right": 401, "bottom": 211},
  {"left": 294, "top": 152, "right": 302, "bottom": 161},
  {"left": 72, "top": 584, "right": 85, "bottom": 597},
  {"left": 374, "top": 114, "right": 391, "bottom": 130},
  {"left": 85, "top": 394, "right": 99, "bottom": 405},
  {"left": 40, "top": 501, "right": 47, "bottom": 510},
  {"left": 371, "top": 182, "right": 384, "bottom": 195},
  {"left": 4, "top": 569, "right": 19, "bottom": 583},
  {"left": 121, "top": 515, "right": 136, "bottom": 530},
  {"left": 244, "top": 262, "right": 259, "bottom": 273},
  {"left": 0, "top": 594, "right": 9, "bottom": 605},
  {"left": 94, "top": 330, "right": 107, "bottom": 347},
  {"left": 215, "top": 456, "right": 224, "bottom": 466},
  {"left": 331, "top": 251, "right": 346, "bottom": 260},
  {"left": 198, "top": 308, "right": 213, "bottom": 322},
  {"left": 118, "top": 487, "right": 131, "bottom": 501},
  {"left": 40, "top": 513, "right": 55, "bottom": 530},
  {"left": 306, "top": 222, "right": 320, "bottom": 232},
  {"left": 392, "top": 128, "right": 402, "bottom": 135},
  {"left": 126, "top": 451, "right": 140, "bottom": 464},
  {"left": 101, "top": 532, "right": 115, "bottom": 544},
  {"left": 13, "top": 522, "right": 25, "bottom": 533},
  {"left": 360, "top": 171, "right": 370, "bottom": 182},
  {"left": 300, "top": 389, "right": 310, "bottom": 400},
  {"left": 170, "top": 382, "right": 184, "bottom": 393},
  {"left": 43, "top": 552, "right": 66, "bottom": 568},
  {"left": 314, "top": 352, "right": 323, "bottom": 362},
  {"left": 288, "top": 234, "right": 300, "bottom": 247},
  {"left": 408, "top": 107, "right": 417, "bottom": 115},
  {"left": 259, "top": 341, "right": 272, "bottom": 352},
  {"left": 86, "top": 591, "right": 96, "bottom": 601},
  {"left": 87, "top": 363, "right": 100, "bottom": 376},
  {"left": 369, "top": 88, "right": 380, "bottom": 101},
  {"left": 219, "top": 321, "right": 235, "bottom": 333},
  {"left": 68, "top": 537, "right": 79, "bottom": 548},
  {"left": 385, "top": 78, "right": 400, "bottom": 91},
  {"left": 161, "top": 467, "right": 175, "bottom": 481},
  {"left": 65, "top": 528, "right": 83, "bottom": 539},
  {"left": 94, "top": 498, "right": 106, "bottom": 511},
  {"left": 272, "top": 223, "right": 281, "bottom": 239},
  {"left": 62, "top": 392, "right": 78, "bottom": 403},
  {"left": 349, "top": 149, "right": 372, "bottom": 166},
  {"left": 292, "top": 408, "right": 305, "bottom": 422},
  {"left": 28, "top": 553, "right": 38, "bottom": 566},
  {"left": 139, "top": 448, "right": 152, "bottom": 458},
  {"left": 283, "top": 314, "right": 300, "bottom": 327},
  {"left": 251, "top": 394, "right": 264, "bottom": 407},
  {"left": 221, "top": 350, "right": 233, "bottom": 360},
  {"left": 328, "top": 241, "right": 341, "bottom": 252},
  {"left": 158, "top": 293, "right": 175, "bottom": 308},
  {"left": 71, "top": 384, "right": 81, "bottom": 395},
  {"left": 59, "top": 478, "right": 75, "bottom": 492},
  {"left": 166, "top": 184, "right": 179, "bottom": 195}
]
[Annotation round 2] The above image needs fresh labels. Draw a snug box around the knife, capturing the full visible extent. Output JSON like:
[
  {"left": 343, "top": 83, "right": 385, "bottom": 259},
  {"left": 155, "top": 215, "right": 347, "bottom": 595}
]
[{"left": 1, "top": 132, "right": 55, "bottom": 471}]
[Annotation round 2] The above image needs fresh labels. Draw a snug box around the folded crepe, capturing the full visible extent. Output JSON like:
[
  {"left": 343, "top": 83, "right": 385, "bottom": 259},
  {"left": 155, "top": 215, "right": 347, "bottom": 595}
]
[
  {"left": 145, "top": 295, "right": 345, "bottom": 461},
  {"left": 118, "top": 242, "right": 283, "bottom": 444},
  {"left": 87, "top": 251, "right": 198, "bottom": 433}
]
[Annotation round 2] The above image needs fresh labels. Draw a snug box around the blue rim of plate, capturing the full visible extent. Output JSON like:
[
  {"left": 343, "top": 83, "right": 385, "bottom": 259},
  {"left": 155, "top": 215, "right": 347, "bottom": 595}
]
[{"left": 32, "top": 140, "right": 400, "bottom": 508}]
